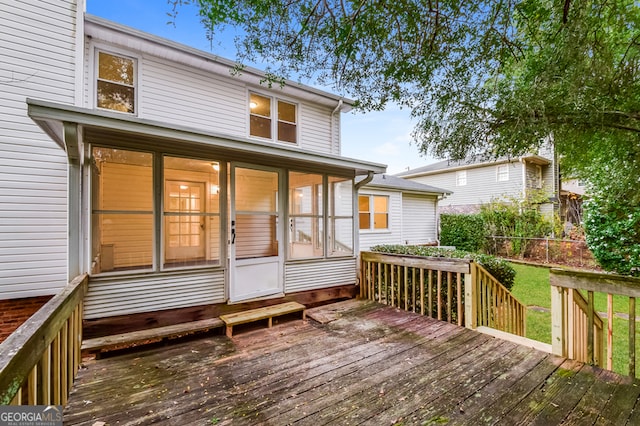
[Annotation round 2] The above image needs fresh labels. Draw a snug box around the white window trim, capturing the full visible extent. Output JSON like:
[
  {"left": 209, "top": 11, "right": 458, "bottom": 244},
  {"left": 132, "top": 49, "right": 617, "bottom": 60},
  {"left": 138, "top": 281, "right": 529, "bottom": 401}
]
[
  {"left": 247, "top": 90, "right": 299, "bottom": 146},
  {"left": 456, "top": 170, "right": 467, "bottom": 186},
  {"left": 90, "top": 43, "right": 141, "bottom": 116},
  {"left": 359, "top": 194, "right": 390, "bottom": 231},
  {"left": 497, "top": 164, "right": 509, "bottom": 182}
]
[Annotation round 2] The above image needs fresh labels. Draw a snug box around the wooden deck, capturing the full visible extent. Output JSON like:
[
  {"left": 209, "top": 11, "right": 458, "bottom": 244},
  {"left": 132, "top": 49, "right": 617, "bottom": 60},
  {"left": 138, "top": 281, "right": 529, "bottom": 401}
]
[{"left": 65, "top": 300, "right": 640, "bottom": 425}]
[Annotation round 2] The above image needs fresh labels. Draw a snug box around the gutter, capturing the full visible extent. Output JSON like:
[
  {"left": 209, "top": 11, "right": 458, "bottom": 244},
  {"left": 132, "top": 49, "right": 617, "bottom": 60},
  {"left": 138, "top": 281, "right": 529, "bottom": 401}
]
[{"left": 354, "top": 171, "right": 375, "bottom": 190}]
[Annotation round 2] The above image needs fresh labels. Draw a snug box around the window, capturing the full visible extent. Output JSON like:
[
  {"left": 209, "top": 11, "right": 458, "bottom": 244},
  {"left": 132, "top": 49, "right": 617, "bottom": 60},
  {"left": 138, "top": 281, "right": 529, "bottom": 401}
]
[
  {"left": 96, "top": 51, "right": 136, "bottom": 114},
  {"left": 249, "top": 92, "right": 297, "bottom": 143},
  {"left": 497, "top": 165, "right": 509, "bottom": 182},
  {"left": 289, "top": 172, "right": 323, "bottom": 259},
  {"left": 329, "top": 177, "right": 354, "bottom": 256},
  {"left": 359, "top": 195, "right": 389, "bottom": 230},
  {"left": 456, "top": 170, "right": 467, "bottom": 186},
  {"left": 535, "top": 165, "right": 543, "bottom": 188},
  {"left": 91, "top": 147, "right": 222, "bottom": 274}
]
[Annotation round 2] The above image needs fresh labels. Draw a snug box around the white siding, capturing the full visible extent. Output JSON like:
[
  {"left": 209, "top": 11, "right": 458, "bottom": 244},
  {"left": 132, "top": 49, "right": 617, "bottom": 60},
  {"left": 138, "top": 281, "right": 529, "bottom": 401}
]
[
  {"left": 285, "top": 258, "right": 356, "bottom": 293},
  {"left": 358, "top": 189, "right": 402, "bottom": 251},
  {"left": 411, "top": 162, "right": 524, "bottom": 211},
  {"left": 0, "top": 0, "right": 78, "bottom": 299},
  {"left": 401, "top": 194, "right": 438, "bottom": 245},
  {"left": 84, "top": 269, "right": 226, "bottom": 319},
  {"left": 84, "top": 28, "right": 337, "bottom": 155}
]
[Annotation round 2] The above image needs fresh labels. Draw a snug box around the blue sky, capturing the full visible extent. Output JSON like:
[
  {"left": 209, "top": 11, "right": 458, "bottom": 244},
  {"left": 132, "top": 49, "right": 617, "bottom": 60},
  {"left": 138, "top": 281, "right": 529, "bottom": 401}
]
[{"left": 86, "top": 0, "right": 437, "bottom": 174}]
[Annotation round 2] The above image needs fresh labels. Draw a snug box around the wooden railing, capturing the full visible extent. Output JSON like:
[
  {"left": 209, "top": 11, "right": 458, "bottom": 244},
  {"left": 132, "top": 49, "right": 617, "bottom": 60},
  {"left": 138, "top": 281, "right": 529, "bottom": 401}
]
[
  {"left": 471, "top": 263, "right": 527, "bottom": 336},
  {"left": 551, "top": 268, "right": 638, "bottom": 376},
  {"left": 360, "top": 252, "right": 526, "bottom": 336},
  {"left": 0, "top": 274, "right": 88, "bottom": 405}
]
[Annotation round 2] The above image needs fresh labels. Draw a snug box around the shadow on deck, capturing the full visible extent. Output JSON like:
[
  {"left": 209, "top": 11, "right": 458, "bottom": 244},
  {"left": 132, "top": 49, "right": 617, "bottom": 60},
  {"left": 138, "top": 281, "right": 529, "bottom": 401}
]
[{"left": 65, "top": 299, "right": 640, "bottom": 425}]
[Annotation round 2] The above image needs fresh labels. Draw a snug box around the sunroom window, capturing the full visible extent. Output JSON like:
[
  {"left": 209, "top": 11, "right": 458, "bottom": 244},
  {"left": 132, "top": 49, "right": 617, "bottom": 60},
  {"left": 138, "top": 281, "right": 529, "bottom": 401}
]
[
  {"left": 289, "top": 172, "right": 323, "bottom": 259},
  {"left": 91, "top": 147, "right": 222, "bottom": 274},
  {"left": 328, "top": 176, "right": 353, "bottom": 256},
  {"left": 96, "top": 51, "right": 136, "bottom": 114},
  {"left": 91, "top": 147, "right": 153, "bottom": 272}
]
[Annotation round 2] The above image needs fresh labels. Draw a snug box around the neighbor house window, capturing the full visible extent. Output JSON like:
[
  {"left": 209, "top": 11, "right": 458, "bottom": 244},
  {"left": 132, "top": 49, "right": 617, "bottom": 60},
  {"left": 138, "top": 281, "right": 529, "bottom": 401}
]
[
  {"left": 96, "top": 51, "right": 136, "bottom": 114},
  {"left": 535, "top": 165, "right": 543, "bottom": 188},
  {"left": 289, "top": 172, "right": 323, "bottom": 259},
  {"left": 497, "top": 164, "right": 509, "bottom": 182},
  {"left": 456, "top": 170, "right": 467, "bottom": 186},
  {"left": 91, "top": 147, "right": 222, "bottom": 274},
  {"left": 249, "top": 92, "right": 297, "bottom": 143},
  {"left": 359, "top": 195, "right": 389, "bottom": 230}
]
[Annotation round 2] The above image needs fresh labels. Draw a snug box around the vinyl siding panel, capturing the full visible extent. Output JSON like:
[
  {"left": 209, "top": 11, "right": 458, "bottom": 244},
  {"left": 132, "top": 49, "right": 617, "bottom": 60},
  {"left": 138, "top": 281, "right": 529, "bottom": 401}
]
[
  {"left": 84, "top": 269, "right": 226, "bottom": 319},
  {"left": 401, "top": 194, "right": 438, "bottom": 245},
  {"left": 411, "top": 162, "right": 524, "bottom": 211},
  {"left": 358, "top": 189, "right": 402, "bottom": 251},
  {"left": 285, "top": 258, "right": 357, "bottom": 292},
  {"left": 84, "top": 34, "right": 337, "bottom": 155},
  {"left": 0, "top": 0, "right": 78, "bottom": 300}
]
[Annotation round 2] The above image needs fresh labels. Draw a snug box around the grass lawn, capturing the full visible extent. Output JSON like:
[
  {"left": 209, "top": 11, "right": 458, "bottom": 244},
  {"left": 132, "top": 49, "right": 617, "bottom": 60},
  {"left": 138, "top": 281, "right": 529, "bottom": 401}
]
[{"left": 508, "top": 262, "right": 639, "bottom": 377}]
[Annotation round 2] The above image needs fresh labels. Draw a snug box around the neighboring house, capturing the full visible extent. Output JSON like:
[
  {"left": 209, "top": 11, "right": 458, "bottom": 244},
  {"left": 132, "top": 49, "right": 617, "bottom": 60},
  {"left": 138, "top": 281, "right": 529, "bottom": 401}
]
[
  {"left": 396, "top": 147, "right": 560, "bottom": 217},
  {"left": 356, "top": 174, "right": 452, "bottom": 251},
  {"left": 0, "top": 0, "right": 385, "bottom": 337}
]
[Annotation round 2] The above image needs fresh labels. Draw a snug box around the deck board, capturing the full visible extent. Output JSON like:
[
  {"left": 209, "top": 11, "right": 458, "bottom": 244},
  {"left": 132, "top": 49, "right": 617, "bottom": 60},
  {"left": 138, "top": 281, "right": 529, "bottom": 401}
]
[{"left": 65, "top": 300, "right": 640, "bottom": 425}]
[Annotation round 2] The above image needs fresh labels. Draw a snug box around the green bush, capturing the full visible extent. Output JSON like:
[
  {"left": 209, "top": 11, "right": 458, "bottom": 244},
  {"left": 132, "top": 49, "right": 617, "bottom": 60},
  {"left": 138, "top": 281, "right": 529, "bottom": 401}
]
[
  {"left": 369, "top": 244, "right": 516, "bottom": 291},
  {"left": 439, "top": 214, "right": 486, "bottom": 252},
  {"left": 584, "top": 195, "right": 640, "bottom": 276}
]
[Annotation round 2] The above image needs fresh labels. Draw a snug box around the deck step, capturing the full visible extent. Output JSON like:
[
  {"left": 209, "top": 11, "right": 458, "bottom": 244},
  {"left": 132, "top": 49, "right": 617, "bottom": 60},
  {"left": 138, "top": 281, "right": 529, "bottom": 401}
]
[
  {"left": 220, "top": 302, "right": 306, "bottom": 337},
  {"left": 82, "top": 317, "right": 224, "bottom": 354}
]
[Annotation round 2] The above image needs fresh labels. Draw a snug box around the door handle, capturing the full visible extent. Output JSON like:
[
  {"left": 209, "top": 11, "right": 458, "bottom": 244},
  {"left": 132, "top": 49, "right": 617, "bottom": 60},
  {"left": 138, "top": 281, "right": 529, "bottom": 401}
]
[{"left": 231, "top": 220, "right": 236, "bottom": 244}]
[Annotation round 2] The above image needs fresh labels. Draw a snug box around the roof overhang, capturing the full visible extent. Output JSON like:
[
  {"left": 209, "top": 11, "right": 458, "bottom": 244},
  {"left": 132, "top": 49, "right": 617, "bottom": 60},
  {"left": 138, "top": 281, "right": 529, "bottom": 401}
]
[
  {"left": 27, "top": 99, "right": 386, "bottom": 176},
  {"left": 520, "top": 154, "right": 551, "bottom": 165}
]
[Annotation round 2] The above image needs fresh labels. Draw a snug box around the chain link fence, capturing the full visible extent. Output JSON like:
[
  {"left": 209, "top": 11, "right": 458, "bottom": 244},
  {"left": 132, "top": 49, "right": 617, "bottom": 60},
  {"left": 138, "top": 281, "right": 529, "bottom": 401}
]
[{"left": 486, "top": 236, "right": 598, "bottom": 269}]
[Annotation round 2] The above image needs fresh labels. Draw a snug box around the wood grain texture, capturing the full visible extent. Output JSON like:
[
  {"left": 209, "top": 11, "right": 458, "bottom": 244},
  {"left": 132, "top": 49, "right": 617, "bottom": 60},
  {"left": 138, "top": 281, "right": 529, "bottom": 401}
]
[{"left": 65, "top": 300, "right": 640, "bottom": 425}]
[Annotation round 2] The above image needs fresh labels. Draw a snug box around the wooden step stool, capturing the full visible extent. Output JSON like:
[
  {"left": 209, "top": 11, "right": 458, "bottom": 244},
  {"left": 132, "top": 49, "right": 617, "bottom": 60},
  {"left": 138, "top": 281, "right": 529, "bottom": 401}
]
[{"left": 220, "top": 301, "right": 306, "bottom": 337}]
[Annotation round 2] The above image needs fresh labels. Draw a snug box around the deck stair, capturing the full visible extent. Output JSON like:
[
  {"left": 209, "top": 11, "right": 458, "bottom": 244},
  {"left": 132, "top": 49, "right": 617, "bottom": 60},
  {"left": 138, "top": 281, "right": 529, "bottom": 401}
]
[
  {"left": 82, "top": 317, "right": 224, "bottom": 356},
  {"left": 220, "top": 301, "right": 306, "bottom": 337}
]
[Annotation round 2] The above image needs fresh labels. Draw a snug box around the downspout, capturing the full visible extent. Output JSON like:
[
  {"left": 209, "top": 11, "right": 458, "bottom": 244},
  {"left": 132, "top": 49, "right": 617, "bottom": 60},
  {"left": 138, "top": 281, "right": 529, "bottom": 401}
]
[{"left": 330, "top": 99, "right": 343, "bottom": 154}]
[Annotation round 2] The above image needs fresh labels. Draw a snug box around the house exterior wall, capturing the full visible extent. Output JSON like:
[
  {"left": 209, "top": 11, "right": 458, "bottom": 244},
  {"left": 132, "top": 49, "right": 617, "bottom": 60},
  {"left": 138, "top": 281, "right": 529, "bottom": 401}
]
[
  {"left": 0, "top": 295, "right": 53, "bottom": 342},
  {"left": 83, "top": 21, "right": 340, "bottom": 156},
  {"left": 0, "top": 0, "right": 80, "bottom": 300},
  {"left": 410, "top": 162, "right": 524, "bottom": 212},
  {"left": 358, "top": 189, "right": 403, "bottom": 251},
  {"left": 401, "top": 194, "right": 438, "bottom": 245},
  {"left": 285, "top": 259, "right": 356, "bottom": 293}
]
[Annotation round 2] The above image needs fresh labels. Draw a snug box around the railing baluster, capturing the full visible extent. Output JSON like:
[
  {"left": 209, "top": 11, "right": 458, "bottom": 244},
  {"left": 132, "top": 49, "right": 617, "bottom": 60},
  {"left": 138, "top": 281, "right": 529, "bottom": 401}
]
[
  {"left": 630, "top": 297, "right": 636, "bottom": 377},
  {"left": 587, "top": 291, "right": 594, "bottom": 365},
  {"left": 428, "top": 270, "right": 433, "bottom": 318},
  {"left": 404, "top": 265, "right": 408, "bottom": 311},
  {"left": 456, "top": 272, "right": 462, "bottom": 326},
  {"left": 437, "top": 270, "right": 442, "bottom": 321},
  {"left": 607, "top": 293, "right": 613, "bottom": 370},
  {"left": 420, "top": 268, "right": 425, "bottom": 316}
]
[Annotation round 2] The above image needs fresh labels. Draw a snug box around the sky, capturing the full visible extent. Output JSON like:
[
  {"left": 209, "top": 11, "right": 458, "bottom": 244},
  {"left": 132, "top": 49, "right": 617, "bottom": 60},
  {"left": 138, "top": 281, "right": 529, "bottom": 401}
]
[{"left": 85, "top": 0, "right": 437, "bottom": 174}]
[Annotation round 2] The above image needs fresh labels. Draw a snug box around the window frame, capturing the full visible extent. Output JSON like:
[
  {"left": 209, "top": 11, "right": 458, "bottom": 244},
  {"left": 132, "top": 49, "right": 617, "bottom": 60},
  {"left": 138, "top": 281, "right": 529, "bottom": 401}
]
[
  {"left": 358, "top": 194, "right": 390, "bottom": 231},
  {"left": 93, "top": 46, "right": 139, "bottom": 115},
  {"left": 248, "top": 91, "right": 299, "bottom": 145},
  {"left": 496, "top": 164, "right": 509, "bottom": 182},
  {"left": 456, "top": 170, "right": 467, "bottom": 186}
]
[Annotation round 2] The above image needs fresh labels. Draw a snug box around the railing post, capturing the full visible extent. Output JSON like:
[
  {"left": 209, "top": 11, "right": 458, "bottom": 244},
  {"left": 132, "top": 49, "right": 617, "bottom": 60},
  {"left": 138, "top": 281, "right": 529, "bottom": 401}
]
[
  {"left": 464, "top": 263, "right": 476, "bottom": 329},
  {"left": 630, "top": 297, "right": 636, "bottom": 377},
  {"left": 551, "top": 284, "right": 566, "bottom": 357}
]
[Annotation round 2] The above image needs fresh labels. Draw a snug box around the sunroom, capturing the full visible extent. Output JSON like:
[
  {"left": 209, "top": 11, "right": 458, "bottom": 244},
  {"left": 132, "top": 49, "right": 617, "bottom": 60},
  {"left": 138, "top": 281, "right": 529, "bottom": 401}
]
[{"left": 28, "top": 99, "right": 385, "bottom": 325}]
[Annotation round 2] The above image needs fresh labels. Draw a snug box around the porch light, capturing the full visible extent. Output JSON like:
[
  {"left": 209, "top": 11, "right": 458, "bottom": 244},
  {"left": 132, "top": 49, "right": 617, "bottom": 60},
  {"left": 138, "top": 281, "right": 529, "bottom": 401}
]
[{"left": 211, "top": 162, "right": 220, "bottom": 171}]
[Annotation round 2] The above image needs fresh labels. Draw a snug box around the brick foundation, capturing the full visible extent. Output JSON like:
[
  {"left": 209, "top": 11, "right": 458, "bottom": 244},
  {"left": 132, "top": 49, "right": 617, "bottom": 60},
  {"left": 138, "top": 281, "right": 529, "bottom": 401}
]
[{"left": 0, "top": 296, "right": 52, "bottom": 343}]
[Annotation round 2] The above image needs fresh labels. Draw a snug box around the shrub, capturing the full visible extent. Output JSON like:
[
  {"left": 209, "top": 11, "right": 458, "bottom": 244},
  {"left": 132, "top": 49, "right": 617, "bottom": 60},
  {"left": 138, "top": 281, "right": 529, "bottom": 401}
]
[
  {"left": 370, "top": 244, "right": 516, "bottom": 291},
  {"left": 439, "top": 214, "right": 486, "bottom": 252}
]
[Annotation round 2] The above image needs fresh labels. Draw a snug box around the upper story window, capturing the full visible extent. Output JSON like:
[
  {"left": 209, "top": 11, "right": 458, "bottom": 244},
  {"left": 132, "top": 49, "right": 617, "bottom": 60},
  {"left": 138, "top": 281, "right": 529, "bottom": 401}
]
[
  {"left": 497, "top": 164, "right": 509, "bottom": 182},
  {"left": 456, "top": 170, "right": 467, "bottom": 186},
  {"left": 249, "top": 92, "right": 298, "bottom": 143},
  {"left": 96, "top": 51, "right": 136, "bottom": 114},
  {"left": 358, "top": 194, "right": 389, "bottom": 230}
]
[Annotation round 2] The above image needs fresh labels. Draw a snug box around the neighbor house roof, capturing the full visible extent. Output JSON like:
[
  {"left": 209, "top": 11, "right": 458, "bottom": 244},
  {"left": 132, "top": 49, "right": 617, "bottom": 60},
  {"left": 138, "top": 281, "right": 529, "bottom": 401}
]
[
  {"left": 396, "top": 154, "right": 551, "bottom": 179},
  {"left": 356, "top": 174, "right": 452, "bottom": 195}
]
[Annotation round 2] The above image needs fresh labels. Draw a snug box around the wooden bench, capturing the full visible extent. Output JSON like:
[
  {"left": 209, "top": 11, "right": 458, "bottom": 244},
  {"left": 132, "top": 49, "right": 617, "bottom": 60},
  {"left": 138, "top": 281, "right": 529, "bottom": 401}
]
[
  {"left": 82, "top": 317, "right": 224, "bottom": 356},
  {"left": 219, "top": 302, "right": 306, "bottom": 337}
]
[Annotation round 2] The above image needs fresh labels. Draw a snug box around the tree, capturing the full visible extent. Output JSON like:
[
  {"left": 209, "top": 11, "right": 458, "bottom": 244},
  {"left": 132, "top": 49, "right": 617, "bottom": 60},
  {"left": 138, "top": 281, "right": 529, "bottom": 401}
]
[{"left": 171, "top": 1, "right": 639, "bottom": 182}]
